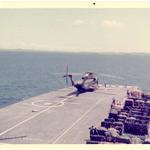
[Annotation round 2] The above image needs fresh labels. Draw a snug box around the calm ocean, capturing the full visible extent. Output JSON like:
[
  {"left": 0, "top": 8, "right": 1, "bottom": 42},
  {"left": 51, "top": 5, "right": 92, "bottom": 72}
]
[{"left": 0, "top": 50, "right": 150, "bottom": 108}]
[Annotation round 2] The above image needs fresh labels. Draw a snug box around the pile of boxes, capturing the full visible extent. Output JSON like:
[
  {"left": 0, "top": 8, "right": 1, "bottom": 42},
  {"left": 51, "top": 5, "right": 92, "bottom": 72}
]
[{"left": 87, "top": 92, "right": 150, "bottom": 144}]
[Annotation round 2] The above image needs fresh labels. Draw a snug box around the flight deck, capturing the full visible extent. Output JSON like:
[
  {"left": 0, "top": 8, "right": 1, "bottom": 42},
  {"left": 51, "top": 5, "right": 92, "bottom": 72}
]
[{"left": 0, "top": 85, "right": 128, "bottom": 144}]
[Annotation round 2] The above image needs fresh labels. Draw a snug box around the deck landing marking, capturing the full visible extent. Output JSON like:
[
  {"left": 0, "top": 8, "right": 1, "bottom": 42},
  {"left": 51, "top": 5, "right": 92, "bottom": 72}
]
[
  {"left": 0, "top": 95, "right": 74, "bottom": 137},
  {"left": 31, "top": 101, "right": 52, "bottom": 108},
  {"left": 31, "top": 95, "right": 80, "bottom": 108}
]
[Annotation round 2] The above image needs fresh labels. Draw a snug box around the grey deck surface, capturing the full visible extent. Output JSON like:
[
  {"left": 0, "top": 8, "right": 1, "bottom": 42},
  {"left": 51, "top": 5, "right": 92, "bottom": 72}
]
[{"left": 0, "top": 85, "right": 130, "bottom": 144}]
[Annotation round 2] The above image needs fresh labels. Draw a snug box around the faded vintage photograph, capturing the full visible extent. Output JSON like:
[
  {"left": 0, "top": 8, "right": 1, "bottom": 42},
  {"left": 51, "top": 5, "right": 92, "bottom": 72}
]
[{"left": 0, "top": 8, "right": 150, "bottom": 144}]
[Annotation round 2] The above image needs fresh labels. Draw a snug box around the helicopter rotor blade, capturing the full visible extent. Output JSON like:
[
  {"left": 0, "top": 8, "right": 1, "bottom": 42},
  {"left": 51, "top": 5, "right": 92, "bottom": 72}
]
[
  {"left": 99, "top": 73, "right": 124, "bottom": 80},
  {"left": 53, "top": 72, "right": 82, "bottom": 76},
  {"left": 65, "top": 64, "right": 69, "bottom": 86}
]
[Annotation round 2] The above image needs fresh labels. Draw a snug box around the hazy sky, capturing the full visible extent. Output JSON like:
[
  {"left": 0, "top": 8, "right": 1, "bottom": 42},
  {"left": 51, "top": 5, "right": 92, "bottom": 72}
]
[{"left": 1, "top": 9, "right": 150, "bottom": 53}]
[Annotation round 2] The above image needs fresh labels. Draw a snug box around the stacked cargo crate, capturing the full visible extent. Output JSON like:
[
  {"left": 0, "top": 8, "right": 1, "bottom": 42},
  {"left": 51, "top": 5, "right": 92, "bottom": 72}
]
[{"left": 87, "top": 92, "right": 150, "bottom": 144}]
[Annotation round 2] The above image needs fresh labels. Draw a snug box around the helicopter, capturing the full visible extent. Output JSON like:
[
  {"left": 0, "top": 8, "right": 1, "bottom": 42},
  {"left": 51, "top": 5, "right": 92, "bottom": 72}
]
[{"left": 63, "top": 72, "right": 99, "bottom": 96}]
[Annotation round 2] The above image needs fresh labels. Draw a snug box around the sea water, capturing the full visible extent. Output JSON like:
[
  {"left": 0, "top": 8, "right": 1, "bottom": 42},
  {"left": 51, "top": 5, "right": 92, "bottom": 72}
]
[{"left": 0, "top": 50, "right": 150, "bottom": 108}]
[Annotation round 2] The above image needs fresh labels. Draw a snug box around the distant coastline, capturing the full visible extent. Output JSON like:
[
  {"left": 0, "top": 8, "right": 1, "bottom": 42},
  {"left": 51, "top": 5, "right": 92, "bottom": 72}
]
[{"left": 0, "top": 49, "right": 150, "bottom": 55}]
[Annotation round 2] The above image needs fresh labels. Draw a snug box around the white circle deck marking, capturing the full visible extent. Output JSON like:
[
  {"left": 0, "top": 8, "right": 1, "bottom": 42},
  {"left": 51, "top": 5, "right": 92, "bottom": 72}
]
[
  {"left": 31, "top": 100, "right": 53, "bottom": 108},
  {"left": 44, "top": 103, "right": 52, "bottom": 105},
  {"left": 0, "top": 95, "right": 74, "bottom": 137}
]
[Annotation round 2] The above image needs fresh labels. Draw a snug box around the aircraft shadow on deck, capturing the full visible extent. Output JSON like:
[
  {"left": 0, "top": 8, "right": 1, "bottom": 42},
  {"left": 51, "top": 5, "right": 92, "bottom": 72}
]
[
  {"left": 67, "top": 90, "right": 95, "bottom": 97},
  {"left": 0, "top": 135, "right": 27, "bottom": 141}
]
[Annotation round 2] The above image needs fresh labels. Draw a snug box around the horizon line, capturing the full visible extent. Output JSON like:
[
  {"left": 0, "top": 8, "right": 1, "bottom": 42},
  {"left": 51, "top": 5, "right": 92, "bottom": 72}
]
[{"left": 0, "top": 48, "right": 150, "bottom": 54}]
